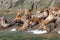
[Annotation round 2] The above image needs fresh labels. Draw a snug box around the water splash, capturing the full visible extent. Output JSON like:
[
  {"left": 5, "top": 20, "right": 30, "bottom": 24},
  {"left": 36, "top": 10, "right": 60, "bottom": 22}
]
[
  {"left": 10, "top": 28, "right": 17, "bottom": 31},
  {"left": 10, "top": 28, "right": 47, "bottom": 34},
  {"left": 27, "top": 30, "right": 47, "bottom": 34},
  {"left": 57, "top": 31, "right": 60, "bottom": 34}
]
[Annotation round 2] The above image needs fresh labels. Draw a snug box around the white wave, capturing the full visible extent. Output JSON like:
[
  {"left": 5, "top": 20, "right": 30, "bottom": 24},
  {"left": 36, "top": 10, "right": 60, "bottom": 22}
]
[
  {"left": 10, "top": 28, "right": 47, "bottom": 34},
  {"left": 57, "top": 31, "right": 60, "bottom": 34},
  {"left": 27, "top": 30, "right": 47, "bottom": 34},
  {"left": 10, "top": 28, "right": 17, "bottom": 31}
]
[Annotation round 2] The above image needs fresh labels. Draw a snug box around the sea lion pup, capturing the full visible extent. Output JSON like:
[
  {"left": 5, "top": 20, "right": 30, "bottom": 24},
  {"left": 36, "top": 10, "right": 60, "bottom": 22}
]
[
  {"left": 10, "top": 9, "right": 32, "bottom": 31},
  {"left": 29, "top": 16, "right": 40, "bottom": 26},
  {"left": 39, "top": 6, "right": 60, "bottom": 32},
  {"left": 52, "top": 5, "right": 60, "bottom": 18},
  {"left": 10, "top": 10, "right": 24, "bottom": 26},
  {"left": 0, "top": 16, "right": 10, "bottom": 29},
  {"left": 38, "top": 8, "right": 55, "bottom": 32},
  {"left": 13, "top": 10, "right": 23, "bottom": 22},
  {"left": 17, "top": 9, "right": 50, "bottom": 31},
  {"left": 16, "top": 9, "right": 32, "bottom": 31},
  {"left": 17, "top": 17, "right": 40, "bottom": 31},
  {"left": 17, "top": 9, "right": 48, "bottom": 31},
  {"left": 17, "top": 9, "right": 49, "bottom": 31}
]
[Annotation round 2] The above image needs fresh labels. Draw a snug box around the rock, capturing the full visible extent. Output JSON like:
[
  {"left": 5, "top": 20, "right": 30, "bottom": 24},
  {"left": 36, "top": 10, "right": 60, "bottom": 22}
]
[
  {"left": 51, "top": 24, "right": 60, "bottom": 33},
  {"left": 54, "top": 0, "right": 60, "bottom": 6},
  {"left": 46, "top": 23, "right": 55, "bottom": 30},
  {"left": 0, "top": 0, "right": 12, "bottom": 9},
  {"left": 0, "top": 0, "right": 59, "bottom": 10},
  {"left": 56, "top": 24, "right": 60, "bottom": 30},
  {"left": 34, "top": 0, "right": 53, "bottom": 10},
  {"left": 23, "top": 0, "right": 34, "bottom": 10},
  {"left": 57, "top": 24, "right": 60, "bottom": 34},
  {"left": 31, "top": 25, "right": 39, "bottom": 30},
  {"left": 55, "top": 17, "right": 60, "bottom": 25},
  {"left": 0, "top": 0, "right": 25, "bottom": 9}
]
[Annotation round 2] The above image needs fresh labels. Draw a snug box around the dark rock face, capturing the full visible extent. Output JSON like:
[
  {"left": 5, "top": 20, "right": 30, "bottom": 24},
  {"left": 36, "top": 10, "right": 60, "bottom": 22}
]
[{"left": 0, "top": 0, "right": 59, "bottom": 10}]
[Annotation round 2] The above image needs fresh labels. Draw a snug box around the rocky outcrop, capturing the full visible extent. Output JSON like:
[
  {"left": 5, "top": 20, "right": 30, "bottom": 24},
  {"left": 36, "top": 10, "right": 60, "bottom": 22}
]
[{"left": 0, "top": 0, "right": 59, "bottom": 10}]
